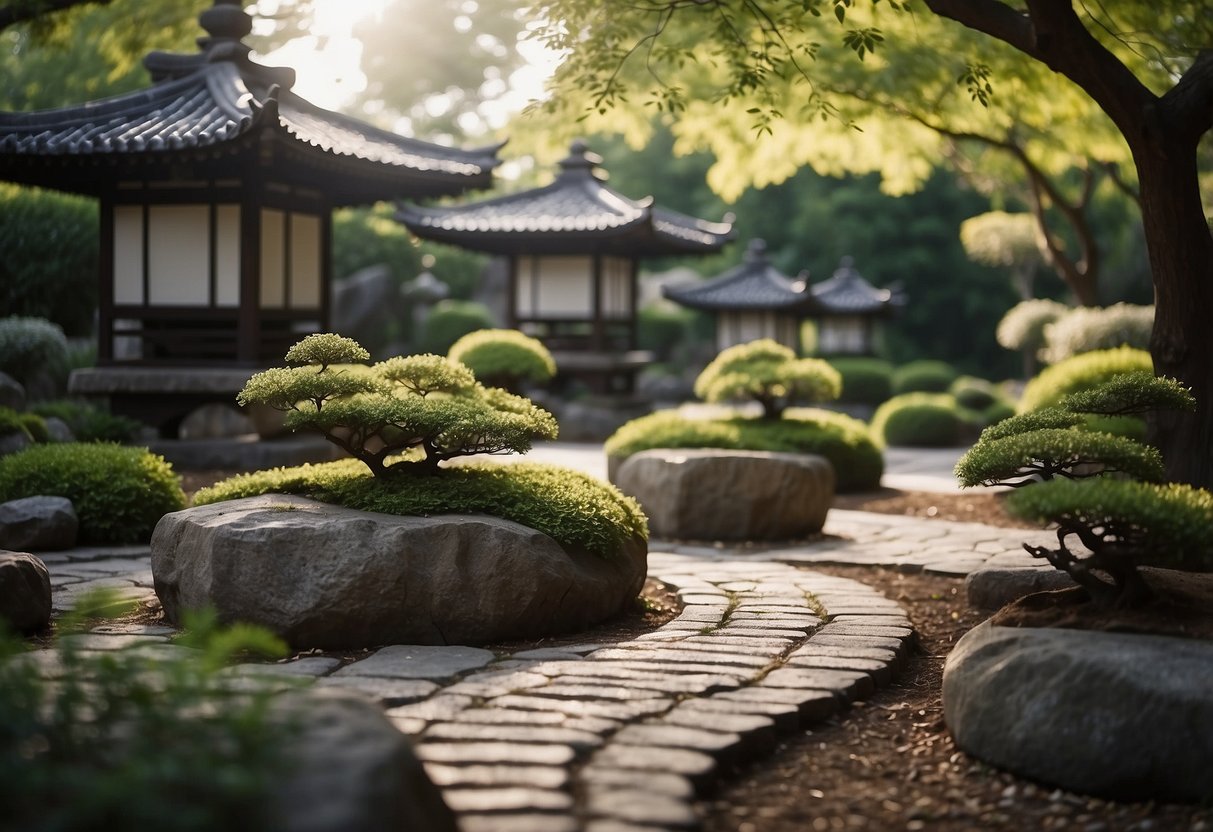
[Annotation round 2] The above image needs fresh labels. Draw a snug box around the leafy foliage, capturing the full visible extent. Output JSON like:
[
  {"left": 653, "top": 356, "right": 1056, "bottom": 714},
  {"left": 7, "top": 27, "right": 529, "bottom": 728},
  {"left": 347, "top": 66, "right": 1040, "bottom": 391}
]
[
  {"left": 194, "top": 459, "right": 646, "bottom": 558},
  {"left": 31, "top": 399, "right": 143, "bottom": 443},
  {"left": 948, "top": 376, "right": 1004, "bottom": 412},
  {"left": 826, "top": 356, "right": 893, "bottom": 405},
  {"left": 976, "top": 408, "right": 1084, "bottom": 443},
  {"left": 0, "top": 316, "right": 70, "bottom": 391},
  {"left": 1006, "top": 478, "right": 1213, "bottom": 605},
  {"left": 1018, "top": 346, "right": 1153, "bottom": 413},
  {"left": 448, "top": 329, "right": 556, "bottom": 390},
  {"left": 0, "top": 407, "right": 34, "bottom": 442},
  {"left": 604, "top": 408, "right": 883, "bottom": 493},
  {"left": 871, "top": 393, "right": 964, "bottom": 448},
  {"left": 890, "top": 360, "right": 959, "bottom": 395},
  {"left": 996, "top": 298, "right": 1071, "bottom": 377},
  {"left": 238, "top": 335, "right": 557, "bottom": 477},
  {"left": 0, "top": 443, "right": 184, "bottom": 544},
  {"left": 0, "top": 591, "right": 294, "bottom": 832},
  {"left": 1060, "top": 372, "right": 1194, "bottom": 417},
  {"left": 0, "top": 186, "right": 98, "bottom": 336},
  {"left": 955, "top": 428, "right": 1165, "bottom": 488},
  {"left": 694, "top": 339, "right": 841, "bottom": 419},
  {"left": 417, "top": 301, "right": 496, "bottom": 355},
  {"left": 1038, "top": 303, "right": 1154, "bottom": 366}
]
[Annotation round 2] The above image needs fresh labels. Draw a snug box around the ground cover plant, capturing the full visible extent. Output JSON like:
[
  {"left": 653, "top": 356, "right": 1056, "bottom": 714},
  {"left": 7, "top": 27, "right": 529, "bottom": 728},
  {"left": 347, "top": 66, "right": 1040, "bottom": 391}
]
[
  {"left": 0, "top": 443, "right": 184, "bottom": 544},
  {"left": 826, "top": 357, "right": 893, "bottom": 406},
  {"left": 959, "top": 372, "right": 1209, "bottom": 606},
  {"left": 0, "top": 592, "right": 295, "bottom": 832},
  {"left": 195, "top": 458, "right": 646, "bottom": 558}
]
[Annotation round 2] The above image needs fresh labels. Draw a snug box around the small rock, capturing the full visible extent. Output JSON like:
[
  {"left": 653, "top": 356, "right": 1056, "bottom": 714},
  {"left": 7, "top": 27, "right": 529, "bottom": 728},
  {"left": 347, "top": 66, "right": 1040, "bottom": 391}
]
[
  {"left": 0, "top": 372, "right": 25, "bottom": 411},
  {"left": 0, "top": 551, "right": 52, "bottom": 633},
  {"left": 0, "top": 496, "right": 78, "bottom": 552},
  {"left": 965, "top": 566, "right": 1076, "bottom": 610},
  {"left": 42, "top": 417, "right": 75, "bottom": 443}
]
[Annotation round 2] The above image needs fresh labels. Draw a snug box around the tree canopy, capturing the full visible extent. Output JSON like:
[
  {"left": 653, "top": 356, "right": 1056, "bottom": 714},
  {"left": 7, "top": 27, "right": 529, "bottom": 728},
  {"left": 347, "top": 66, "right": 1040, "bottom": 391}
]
[{"left": 528, "top": 0, "right": 1213, "bottom": 488}]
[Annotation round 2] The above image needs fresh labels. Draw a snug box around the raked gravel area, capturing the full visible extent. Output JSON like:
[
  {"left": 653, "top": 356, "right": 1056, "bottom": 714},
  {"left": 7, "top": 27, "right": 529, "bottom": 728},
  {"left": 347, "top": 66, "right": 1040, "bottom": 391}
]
[{"left": 36, "top": 509, "right": 1050, "bottom": 831}]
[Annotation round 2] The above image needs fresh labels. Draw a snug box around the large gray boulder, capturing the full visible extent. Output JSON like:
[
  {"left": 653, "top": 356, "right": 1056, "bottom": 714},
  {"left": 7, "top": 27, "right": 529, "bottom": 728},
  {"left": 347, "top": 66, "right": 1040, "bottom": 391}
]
[
  {"left": 0, "top": 496, "right": 78, "bottom": 551},
  {"left": 152, "top": 495, "right": 647, "bottom": 649},
  {"left": 944, "top": 620, "right": 1213, "bottom": 803},
  {"left": 0, "top": 551, "right": 52, "bottom": 633},
  {"left": 270, "top": 689, "right": 456, "bottom": 832},
  {"left": 0, "top": 371, "right": 25, "bottom": 411},
  {"left": 615, "top": 448, "right": 834, "bottom": 541}
]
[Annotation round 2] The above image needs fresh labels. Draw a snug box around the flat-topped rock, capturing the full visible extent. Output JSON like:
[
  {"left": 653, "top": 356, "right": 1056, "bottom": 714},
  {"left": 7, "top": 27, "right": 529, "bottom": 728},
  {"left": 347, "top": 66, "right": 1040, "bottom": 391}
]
[
  {"left": 614, "top": 449, "right": 834, "bottom": 541},
  {"left": 944, "top": 620, "right": 1213, "bottom": 803},
  {"left": 151, "top": 495, "right": 647, "bottom": 649},
  {"left": 0, "top": 496, "right": 78, "bottom": 551}
]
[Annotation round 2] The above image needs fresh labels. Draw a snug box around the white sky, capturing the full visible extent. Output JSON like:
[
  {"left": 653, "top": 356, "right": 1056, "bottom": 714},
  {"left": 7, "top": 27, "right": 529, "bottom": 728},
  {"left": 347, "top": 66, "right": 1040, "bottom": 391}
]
[{"left": 261, "top": 0, "right": 557, "bottom": 131}]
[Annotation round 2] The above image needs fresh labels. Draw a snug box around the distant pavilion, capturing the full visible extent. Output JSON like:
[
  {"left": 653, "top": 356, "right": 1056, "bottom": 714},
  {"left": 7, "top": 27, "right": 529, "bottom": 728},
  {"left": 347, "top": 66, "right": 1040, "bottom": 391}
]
[
  {"left": 398, "top": 140, "right": 734, "bottom": 393},
  {"left": 664, "top": 242, "right": 900, "bottom": 356},
  {"left": 0, "top": 0, "right": 498, "bottom": 432}
]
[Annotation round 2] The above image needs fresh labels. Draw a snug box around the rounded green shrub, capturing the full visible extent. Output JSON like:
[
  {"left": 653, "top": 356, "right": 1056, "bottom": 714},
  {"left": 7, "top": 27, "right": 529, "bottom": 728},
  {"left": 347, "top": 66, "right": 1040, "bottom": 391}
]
[
  {"left": 1039, "top": 303, "right": 1153, "bottom": 366},
  {"left": 0, "top": 443, "right": 185, "bottom": 544},
  {"left": 1018, "top": 346, "right": 1153, "bottom": 413},
  {"left": 195, "top": 459, "right": 646, "bottom": 558},
  {"left": 418, "top": 301, "right": 495, "bottom": 354},
  {"left": 891, "top": 360, "right": 959, "bottom": 395},
  {"left": 448, "top": 328, "right": 557, "bottom": 389},
  {"left": 826, "top": 357, "right": 894, "bottom": 405},
  {"left": 979, "top": 400, "right": 1017, "bottom": 429},
  {"left": 948, "top": 375, "right": 1002, "bottom": 411},
  {"left": 604, "top": 407, "right": 883, "bottom": 492},
  {"left": 18, "top": 412, "right": 49, "bottom": 443},
  {"left": 0, "top": 407, "right": 32, "bottom": 442},
  {"left": 0, "top": 316, "right": 70, "bottom": 391},
  {"left": 996, "top": 298, "right": 1069, "bottom": 354},
  {"left": 30, "top": 400, "right": 143, "bottom": 443},
  {"left": 871, "top": 393, "right": 964, "bottom": 447}
]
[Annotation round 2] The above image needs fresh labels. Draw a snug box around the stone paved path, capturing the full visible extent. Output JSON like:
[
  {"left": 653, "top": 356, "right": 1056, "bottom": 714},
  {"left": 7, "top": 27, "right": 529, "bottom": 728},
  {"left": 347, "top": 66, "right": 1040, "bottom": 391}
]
[{"left": 37, "top": 509, "right": 1053, "bottom": 831}]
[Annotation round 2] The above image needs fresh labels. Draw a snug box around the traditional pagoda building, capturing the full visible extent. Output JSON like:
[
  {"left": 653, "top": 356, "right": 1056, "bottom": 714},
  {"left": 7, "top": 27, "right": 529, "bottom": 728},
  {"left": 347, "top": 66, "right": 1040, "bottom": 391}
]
[
  {"left": 398, "top": 140, "right": 734, "bottom": 393},
  {"left": 0, "top": 0, "right": 498, "bottom": 433},
  {"left": 664, "top": 243, "right": 900, "bottom": 356},
  {"left": 810, "top": 256, "right": 901, "bottom": 356},
  {"left": 663, "top": 238, "right": 822, "bottom": 352}
]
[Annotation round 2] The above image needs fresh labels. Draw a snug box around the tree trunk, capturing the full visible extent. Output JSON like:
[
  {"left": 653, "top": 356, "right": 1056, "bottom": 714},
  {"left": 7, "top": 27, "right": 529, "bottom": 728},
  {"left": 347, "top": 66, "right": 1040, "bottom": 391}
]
[{"left": 1134, "top": 136, "right": 1213, "bottom": 488}]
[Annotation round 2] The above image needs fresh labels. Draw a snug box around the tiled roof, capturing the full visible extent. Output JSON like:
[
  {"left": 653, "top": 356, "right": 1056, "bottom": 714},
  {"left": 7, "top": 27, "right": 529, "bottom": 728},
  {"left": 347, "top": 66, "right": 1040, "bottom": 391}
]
[
  {"left": 663, "top": 239, "right": 822, "bottom": 312},
  {"left": 0, "top": 2, "right": 497, "bottom": 198},
  {"left": 398, "top": 141, "right": 734, "bottom": 257},
  {"left": 811, "top": 257, "right": 898, "bottom": 315}
]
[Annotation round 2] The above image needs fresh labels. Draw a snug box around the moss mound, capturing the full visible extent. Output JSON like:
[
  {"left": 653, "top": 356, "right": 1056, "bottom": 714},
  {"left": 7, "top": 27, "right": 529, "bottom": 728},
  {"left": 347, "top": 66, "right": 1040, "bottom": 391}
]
[
  {"left": 0, "top": 443, "right": 185, "bottom": 544},
  {"left": 195, "top": 459, "right": 646, "bottom": 558},
  {"left": 604, "top": 408, "right": 883, "bottom": 492}
]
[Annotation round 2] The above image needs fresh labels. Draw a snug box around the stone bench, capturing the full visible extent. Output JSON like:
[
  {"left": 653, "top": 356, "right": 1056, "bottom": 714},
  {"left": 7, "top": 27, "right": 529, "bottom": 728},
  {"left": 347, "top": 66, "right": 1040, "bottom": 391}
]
[{"left": 614, "top": 448, "right": 835, "bottom": 542}]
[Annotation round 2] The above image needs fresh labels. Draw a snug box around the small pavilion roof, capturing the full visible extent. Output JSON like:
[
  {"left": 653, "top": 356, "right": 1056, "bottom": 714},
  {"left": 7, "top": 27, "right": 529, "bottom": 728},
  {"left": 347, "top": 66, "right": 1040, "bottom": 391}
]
[
  {"left": 397, "top": 140, "right": 734, "bottom": 257},
  {"left": 811, "top": 256, "right": 900, "bottom": 316},
  {"left": 663, "top": 239, "right": 824, "bottom": 313},
  {"left": 0, "top": 0, "right": 498, "bottom": 203}
]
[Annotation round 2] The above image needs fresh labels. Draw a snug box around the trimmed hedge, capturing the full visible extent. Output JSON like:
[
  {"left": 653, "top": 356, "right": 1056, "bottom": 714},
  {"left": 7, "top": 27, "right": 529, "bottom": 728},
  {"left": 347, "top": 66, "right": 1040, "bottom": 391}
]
[
  {"left": 604, "top": 408, "right": 883, "bottom": 493},
  {"left": 418, "top": 301, "right": 495, "bottom": 354},
  {"left": 448, "top": 328, "right": 556, "bottom": 388},
  {"left": 891, "top": 360, "right": 959, "bottom": 395},
  {"left": 1018, "top": 346, "right": 1153, "bottom": 413},
  {"left": 948, "top": 375, "right": 1002, "bottom": 411},
  {"left": 195, "top": 459, "right": 646, "bottom": 558},
  {"left": 826, "top": 357, "right": 894, "bottom": 405},
  {"left": 871, "top": 393, "right": 964, "bottom": 447},
  {"left": 0, "top": 444, "right": 185, "bottom": 544}
]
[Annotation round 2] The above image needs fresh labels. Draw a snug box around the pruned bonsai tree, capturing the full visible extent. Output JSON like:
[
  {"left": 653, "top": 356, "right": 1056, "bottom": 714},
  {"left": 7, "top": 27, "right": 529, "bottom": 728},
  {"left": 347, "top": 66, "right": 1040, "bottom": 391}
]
[
  {"left": 693, "top": 339, "right": 842, "bottom": 420},
  {"left": 238, "top": 334, "right": 558, "bottom": 476},
  {"left": 448, "top": 328, "right": 557, "bottom": 393},
  {"left": 955, "top": 373, "right": 1192, "bottom": 488},
  {"left": 1005, "top": 478, "right": 1213, "bottom": 606},
  {"left": 958, "top": 371, "right": 1210, "bottom": 607}
]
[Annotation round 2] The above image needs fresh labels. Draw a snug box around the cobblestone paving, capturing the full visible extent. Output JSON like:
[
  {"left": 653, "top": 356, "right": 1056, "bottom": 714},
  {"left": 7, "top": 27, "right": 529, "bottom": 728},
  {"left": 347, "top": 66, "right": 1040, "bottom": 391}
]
[{"left": 38, "top": 509, "right": 1049, "bottom": 831}]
